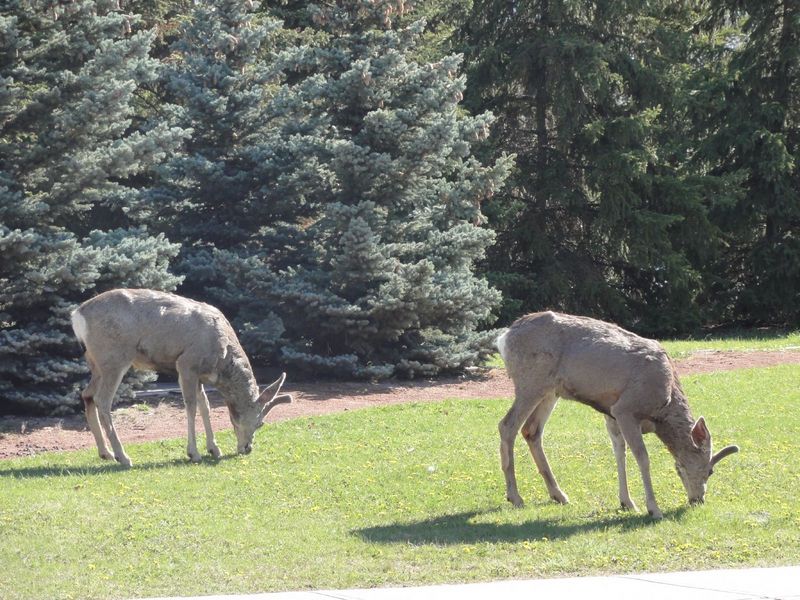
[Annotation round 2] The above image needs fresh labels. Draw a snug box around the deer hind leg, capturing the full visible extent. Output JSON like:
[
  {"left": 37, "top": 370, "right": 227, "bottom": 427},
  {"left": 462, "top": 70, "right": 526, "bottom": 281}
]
[
  {"left": 197, "top": 383, "right": 221, "bottom": 459},
  {"left": 605, "top": 415, "right": 637, "bottom": 511},
  {"left": 176, "top": 365, "right": 203, "bottom": 463},
  {"left": 81, "top": 359, "right": 113, "bottom": 461},
  {"left": 92, "top": 364, "right": 131, "bottom": 468},
  {"left": 521, "top": 392, "right": 569, "bottom": 504},
  {"left": 611, "top": 398, "right": 662, "bottom": 519},
  {"left": 499, "top": 386, "right": 549, "bottom": 508}
]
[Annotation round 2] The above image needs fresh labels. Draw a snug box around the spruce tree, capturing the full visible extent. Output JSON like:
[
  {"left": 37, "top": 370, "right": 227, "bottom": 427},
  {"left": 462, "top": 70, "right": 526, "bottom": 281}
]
[
  {"left": 0, "top": 1, "right": 186, "bottom": 414},
  {"left": 693, "top": 1, "right": 800, "bottom": 325},
  {"left": 155, "top": 0, "right": 316, "bottom": 363},
  {"left": 156, "top": 0, "right": 509, "bottom": 378},
  {"left": 461, "top": 0, "right": 720, "bottom": 335},
  {"left": 158, "top": 0, "right": 284, "bottom": 250},
  {"left": 267, "top": 0, "right": 512, "bottom": 377}
]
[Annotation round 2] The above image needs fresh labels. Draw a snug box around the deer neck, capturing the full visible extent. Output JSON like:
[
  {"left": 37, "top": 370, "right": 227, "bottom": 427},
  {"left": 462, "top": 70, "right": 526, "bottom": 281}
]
[
  {"left": 652, "top": 381, "right": 697, "bottom": 460},
  {"left": 215, "top": 345, "right": 259, "bottom": 407}
]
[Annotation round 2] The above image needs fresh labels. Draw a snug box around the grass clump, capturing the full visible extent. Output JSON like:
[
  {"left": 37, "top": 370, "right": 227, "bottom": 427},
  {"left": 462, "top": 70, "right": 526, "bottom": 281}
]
[{"left": 0, "top": 365, "right": 798, "bottom": 599}]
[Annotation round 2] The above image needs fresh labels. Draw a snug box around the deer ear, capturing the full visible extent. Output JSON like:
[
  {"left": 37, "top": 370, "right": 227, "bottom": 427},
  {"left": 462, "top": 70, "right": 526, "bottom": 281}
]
[
  {"left": 691, "top": 416, "right": 710, "bottom": 447},
  {"left": 256, "top": 372, "right": 286, "bottom": 404}
]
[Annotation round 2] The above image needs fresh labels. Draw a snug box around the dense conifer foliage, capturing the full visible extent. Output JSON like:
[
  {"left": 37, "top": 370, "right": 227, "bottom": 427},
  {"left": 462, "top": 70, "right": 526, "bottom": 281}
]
[
  {"left": 692, "top": 0, "right": 800, "bottom": 324},
  {"left": 1, "top": 0, "right": 797, "bottom": 413},
  {"left": 459, "top": 0, "right": 797, "bottom": 333},
  {"left": 0, "top": 1, "right": 186, "bottom": 413}
]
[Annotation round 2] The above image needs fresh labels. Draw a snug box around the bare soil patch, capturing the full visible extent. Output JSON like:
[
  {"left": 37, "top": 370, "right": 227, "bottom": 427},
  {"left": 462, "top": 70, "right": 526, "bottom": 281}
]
[{"left": 2, "top": 350, "right": 799, "bottom": 460}]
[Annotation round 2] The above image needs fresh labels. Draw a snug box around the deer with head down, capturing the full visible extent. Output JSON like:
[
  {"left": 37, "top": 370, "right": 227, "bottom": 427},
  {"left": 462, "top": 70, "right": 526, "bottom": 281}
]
[
  {"left": 496, "top": 311, "right": 739, "bottom": 519},
  {"left": 71, "top": 288, "right": 292, "bottom": 467}
]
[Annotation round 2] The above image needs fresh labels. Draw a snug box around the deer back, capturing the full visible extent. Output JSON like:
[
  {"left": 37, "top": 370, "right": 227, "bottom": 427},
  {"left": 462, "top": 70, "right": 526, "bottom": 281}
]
[
  {"left": 500, "top": 311, "right": 676, "bottom": 416},
  {"left": 75, "top": 289, "right": 240, "bottom": 378}
]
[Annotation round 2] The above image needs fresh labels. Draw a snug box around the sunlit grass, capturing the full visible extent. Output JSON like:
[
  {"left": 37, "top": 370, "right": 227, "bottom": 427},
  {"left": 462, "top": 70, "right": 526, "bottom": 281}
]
[
  {"left": 661, "top": 330, "right": 800, "bottom": 357},
  {"left": 1, "top": 366, "right": 798, "bottom": 600}
]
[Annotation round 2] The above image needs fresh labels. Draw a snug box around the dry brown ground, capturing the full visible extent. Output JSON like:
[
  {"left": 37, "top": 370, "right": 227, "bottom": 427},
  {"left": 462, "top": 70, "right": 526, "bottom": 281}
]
[{"left": 2, "top": 350, "right": 799, "bottom": 460}]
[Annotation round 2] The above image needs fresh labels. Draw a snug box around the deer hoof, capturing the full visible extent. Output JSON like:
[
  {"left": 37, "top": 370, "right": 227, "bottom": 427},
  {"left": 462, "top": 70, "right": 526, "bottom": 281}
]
[
  {"left": 647, "top": 508, "right": 664, "bottom": 520},
  {"left": 99, "top": 451, "right": 114, "bottom": 461},
  {"left": 116, "top": 455, "right": 132, "bottom": 468},
  {"left": 551, "top": 491, "right": 569, "bottom": 505},
  {"left": 507, "top": 495, "right": 525, "bottom": 508},
  {"left": 188, "top": 452, "right": 202, "bottom": 463},
  {"left": 620, "top": 500, "right": 638, "bottom": 512},
  {"left": 208, "top": 446, "right": 222, "bottom": 459}
]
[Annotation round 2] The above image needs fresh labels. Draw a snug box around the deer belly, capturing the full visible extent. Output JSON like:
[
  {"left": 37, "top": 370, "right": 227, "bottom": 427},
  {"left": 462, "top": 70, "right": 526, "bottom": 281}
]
[
  {"left": 132, "top": 353, "right": 177, "bottom": 374},
  {"left": 556, "top": 380, "right": 620, "bottom": 416}
]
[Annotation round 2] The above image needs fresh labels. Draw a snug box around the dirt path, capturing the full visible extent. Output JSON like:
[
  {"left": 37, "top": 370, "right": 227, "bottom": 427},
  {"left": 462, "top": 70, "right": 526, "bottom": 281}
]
[{"left": 2, "top": 350, "right": 799, "bottom": 459}]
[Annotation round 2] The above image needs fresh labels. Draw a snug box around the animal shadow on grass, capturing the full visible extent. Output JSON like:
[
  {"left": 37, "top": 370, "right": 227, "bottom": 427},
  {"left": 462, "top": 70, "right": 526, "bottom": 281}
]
[
  {"left": 354, "top": 507, "right": 688, "bottom": 545},
  {"left": 0, "top": 454, "right": 234, "bottom": 479}
]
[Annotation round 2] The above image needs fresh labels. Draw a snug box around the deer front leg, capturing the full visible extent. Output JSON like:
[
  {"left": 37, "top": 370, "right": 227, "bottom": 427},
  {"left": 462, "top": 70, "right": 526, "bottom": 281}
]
[
  {"left": 197, "top": 383, "right": 221, "bottom": 459},
  {"left": 177, "top": 370, "right": 203, "bottom": 463},
  {"left": 612, "top": 409, "right": 662, "bottom": 519},
  {"left": 605, "top": 415, "right": 637, "bottom": 511}
]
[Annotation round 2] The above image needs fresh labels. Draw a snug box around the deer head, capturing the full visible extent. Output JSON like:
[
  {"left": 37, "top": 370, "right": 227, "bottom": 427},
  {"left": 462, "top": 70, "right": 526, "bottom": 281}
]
[
  {"left": 675, "top": 417, "right": 739, "bottom": 504},
  {"left": 230, "top": 372, "right": 292, "bottom": 455}
]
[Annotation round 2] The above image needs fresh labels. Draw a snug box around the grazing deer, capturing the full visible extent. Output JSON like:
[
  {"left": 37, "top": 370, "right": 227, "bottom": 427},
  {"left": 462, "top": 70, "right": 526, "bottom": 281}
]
[
  {"left": 71, "top": 288, "right": 291, "bottom": 467},
  {"left": 496, "top": 311, "right": 738, "bottom": 518}
]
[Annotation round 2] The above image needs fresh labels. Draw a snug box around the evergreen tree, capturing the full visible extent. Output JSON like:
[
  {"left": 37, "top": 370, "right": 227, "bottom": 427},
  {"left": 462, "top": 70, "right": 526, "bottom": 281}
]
[
  {"left": 461, "top": 0, "right": 721, "bottom": 334},
  {"left": 157, "top": 0, "right": 283, "bottom": 250},
  {"left": 0, "top": 1, "right": 186, "bottom": 414},
  {"left": 155, "top": 0, "right": 319, "bottom": 363},
  {"left": 266, "top": 0, "right": 512, "bottom": 377},
  {"left": 693, "top": 1, "right": 800, "bottom": 325}
]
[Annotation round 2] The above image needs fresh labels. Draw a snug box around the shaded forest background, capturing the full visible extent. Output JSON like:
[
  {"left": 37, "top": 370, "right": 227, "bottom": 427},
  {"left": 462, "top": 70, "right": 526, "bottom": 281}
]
[{"left": 1, "top": 0, "right": 798, "bottom": 414}]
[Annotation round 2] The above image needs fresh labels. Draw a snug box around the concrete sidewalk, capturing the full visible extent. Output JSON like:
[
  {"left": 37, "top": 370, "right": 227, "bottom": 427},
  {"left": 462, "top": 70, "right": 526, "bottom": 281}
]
[{"left": 143, "top": 565, "right": 800, "bottom": 600}]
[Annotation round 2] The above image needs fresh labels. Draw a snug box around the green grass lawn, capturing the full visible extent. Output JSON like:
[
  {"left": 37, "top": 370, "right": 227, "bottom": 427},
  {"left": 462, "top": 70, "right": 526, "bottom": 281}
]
[
  {"left": 1, "top": 365, "right": 798, "bottom": 600},
  {"left": 661, "top": 329, "right": 800, "bottom": 357}
]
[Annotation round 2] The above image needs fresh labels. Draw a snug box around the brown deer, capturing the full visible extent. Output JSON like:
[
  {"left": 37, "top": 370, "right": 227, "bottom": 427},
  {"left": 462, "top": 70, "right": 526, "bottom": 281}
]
[
  {"left": 71, "top": 288, "right": 291, "bottom": 467},
  {"left": 496, "top": 311, "right": 738, "bottom": 518}
]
